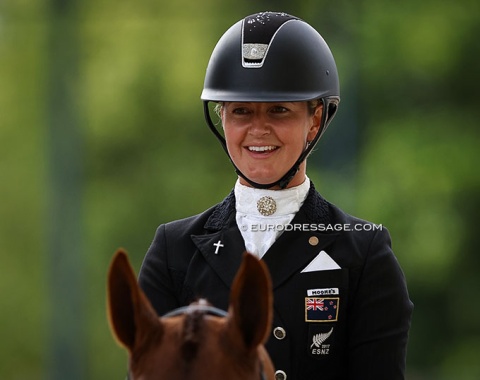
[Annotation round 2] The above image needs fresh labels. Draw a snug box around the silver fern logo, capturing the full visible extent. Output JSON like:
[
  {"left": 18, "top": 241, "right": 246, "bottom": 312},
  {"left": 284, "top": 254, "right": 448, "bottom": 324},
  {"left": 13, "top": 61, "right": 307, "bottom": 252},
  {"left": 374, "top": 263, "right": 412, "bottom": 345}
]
[
  {"left": 310, "top": 327, "right": 333, "bottom": 348},
  {"left": 310, "top": 327, "right": 333, "bottom": 356}
]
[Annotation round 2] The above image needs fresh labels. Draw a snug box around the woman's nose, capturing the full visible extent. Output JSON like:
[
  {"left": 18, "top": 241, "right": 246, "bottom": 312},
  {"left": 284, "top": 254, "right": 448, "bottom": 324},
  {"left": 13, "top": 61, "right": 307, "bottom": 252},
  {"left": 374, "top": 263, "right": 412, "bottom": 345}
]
[{"left": 248, "top": 115, "right": 270, "bottom": 136}]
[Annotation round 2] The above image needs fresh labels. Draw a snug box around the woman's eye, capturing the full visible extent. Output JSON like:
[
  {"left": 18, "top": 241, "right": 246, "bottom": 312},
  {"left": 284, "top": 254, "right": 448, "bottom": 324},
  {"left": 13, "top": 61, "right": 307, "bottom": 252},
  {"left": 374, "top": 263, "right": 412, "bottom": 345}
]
[
  {"left": 232, "top": 107, "right": 250, "bottom": 115},
  {"left": 271, "top": 106, "right": 288, "bottom": 113}
]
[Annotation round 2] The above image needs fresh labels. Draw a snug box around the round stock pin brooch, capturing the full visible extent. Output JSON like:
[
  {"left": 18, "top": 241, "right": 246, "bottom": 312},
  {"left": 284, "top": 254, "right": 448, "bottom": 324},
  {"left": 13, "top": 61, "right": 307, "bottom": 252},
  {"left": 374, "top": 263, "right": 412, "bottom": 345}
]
[{"left": 257, "top": 196, "right": 277, "bottom": 216}]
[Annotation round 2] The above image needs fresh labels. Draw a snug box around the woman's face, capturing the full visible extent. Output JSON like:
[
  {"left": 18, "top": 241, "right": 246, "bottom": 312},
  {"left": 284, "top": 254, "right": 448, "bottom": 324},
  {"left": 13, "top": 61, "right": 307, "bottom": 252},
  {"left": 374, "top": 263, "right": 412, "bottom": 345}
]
[{"left": 221, "top": 102, "right": 322, "bottom": 189}]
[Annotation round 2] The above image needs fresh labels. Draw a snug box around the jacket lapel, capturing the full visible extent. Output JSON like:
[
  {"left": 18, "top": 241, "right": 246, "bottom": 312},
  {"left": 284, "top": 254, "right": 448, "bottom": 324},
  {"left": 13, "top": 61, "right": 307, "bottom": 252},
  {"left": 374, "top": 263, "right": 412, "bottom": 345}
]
[
  {"left": 262, "top": 207, "right": 338, "bottom": 289},
  {"left": 191, "top": 208, "right": 246, "bottom": 289}
]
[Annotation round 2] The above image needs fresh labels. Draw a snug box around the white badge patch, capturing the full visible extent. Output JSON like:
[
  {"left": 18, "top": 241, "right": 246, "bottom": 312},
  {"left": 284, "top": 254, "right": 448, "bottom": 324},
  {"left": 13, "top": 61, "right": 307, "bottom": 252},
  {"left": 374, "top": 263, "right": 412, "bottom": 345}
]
[{"left": 307, "top": 288, "right": 339, "bottom": 296}]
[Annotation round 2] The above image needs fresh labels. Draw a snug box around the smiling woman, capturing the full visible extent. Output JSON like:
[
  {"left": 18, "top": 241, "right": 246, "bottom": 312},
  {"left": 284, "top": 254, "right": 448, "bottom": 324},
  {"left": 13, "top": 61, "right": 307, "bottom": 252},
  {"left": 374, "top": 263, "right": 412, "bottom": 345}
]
[
  {"left": 137, "top": 11, "right": 413, "bottom": 380},
  {"left": 220, "top": 101, "right": 322, "bottom": 188}
]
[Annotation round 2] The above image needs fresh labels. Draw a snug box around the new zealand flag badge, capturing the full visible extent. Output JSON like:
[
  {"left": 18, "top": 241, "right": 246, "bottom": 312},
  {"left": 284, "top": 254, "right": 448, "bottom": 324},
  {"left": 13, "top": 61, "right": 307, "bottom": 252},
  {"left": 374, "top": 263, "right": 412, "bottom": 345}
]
[{"left": 305, "top": 297, "right": 339, "bottom": 322}]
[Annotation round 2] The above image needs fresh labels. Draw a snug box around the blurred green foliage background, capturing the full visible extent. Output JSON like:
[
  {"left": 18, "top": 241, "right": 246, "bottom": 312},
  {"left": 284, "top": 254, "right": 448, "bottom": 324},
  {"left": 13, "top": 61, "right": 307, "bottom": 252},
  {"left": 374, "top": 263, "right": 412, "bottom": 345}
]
[{"left": 1, "top": 0, "right": 479, "bottom": 378}]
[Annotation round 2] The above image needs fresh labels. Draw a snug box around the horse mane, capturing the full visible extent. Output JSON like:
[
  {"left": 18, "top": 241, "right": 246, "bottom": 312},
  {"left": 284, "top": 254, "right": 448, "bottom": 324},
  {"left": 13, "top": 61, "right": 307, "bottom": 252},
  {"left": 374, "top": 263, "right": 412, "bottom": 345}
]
[{"left": 180, "top": 308, "right": 205, "bottom": 364}]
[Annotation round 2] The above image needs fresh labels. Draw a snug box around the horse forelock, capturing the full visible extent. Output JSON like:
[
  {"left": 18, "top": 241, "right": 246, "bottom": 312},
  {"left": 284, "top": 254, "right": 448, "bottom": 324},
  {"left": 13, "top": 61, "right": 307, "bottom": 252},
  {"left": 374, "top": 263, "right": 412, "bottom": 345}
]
[{"left": 180, "top": 309, "right": 206, "bottom": 364}]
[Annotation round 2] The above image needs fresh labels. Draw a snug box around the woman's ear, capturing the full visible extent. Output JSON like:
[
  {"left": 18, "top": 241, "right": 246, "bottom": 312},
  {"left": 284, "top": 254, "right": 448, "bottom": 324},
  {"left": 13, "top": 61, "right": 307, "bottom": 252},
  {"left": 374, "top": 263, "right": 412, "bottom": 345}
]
[{"left": 307, "top": 104, "right": 323, "bottom": 140}]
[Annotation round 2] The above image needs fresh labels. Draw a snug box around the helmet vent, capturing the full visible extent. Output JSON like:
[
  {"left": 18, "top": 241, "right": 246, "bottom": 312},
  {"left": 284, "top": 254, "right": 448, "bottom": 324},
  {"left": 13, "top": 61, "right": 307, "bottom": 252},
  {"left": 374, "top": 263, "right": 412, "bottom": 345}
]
[{"left": 241, "top": 12, "right": 298, "bottom": 68}]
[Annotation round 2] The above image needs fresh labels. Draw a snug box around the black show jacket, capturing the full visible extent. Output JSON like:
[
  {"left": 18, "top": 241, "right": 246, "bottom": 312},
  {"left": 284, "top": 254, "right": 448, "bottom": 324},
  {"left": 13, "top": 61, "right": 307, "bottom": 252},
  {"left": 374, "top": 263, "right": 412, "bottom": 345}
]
[{"left": 139, "top": 184, "right": 413, "bottom": 380}]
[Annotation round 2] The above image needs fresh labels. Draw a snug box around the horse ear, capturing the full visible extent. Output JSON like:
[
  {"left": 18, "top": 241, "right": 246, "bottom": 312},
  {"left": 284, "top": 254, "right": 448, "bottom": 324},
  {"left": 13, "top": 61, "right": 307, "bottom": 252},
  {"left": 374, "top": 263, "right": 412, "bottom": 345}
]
[
  {"left": 107, "top": 249, "right": 162, "bottom": 352},
  {"left": 227, "top": 252, "right": 273, "bottom": 351}
]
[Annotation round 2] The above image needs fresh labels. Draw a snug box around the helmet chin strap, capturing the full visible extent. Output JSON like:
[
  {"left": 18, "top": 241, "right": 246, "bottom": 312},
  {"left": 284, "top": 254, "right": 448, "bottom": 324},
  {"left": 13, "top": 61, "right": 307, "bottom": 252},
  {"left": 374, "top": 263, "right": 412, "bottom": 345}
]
[{"left": 203, "top": 98, "right": 338, "bottom": 189}]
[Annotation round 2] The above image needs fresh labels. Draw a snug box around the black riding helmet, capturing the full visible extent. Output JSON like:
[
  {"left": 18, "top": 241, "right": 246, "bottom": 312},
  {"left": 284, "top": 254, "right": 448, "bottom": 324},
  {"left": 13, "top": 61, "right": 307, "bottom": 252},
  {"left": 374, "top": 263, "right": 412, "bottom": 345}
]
[{"left": 201, "top": 11, "right": 340, "bottom": 189}]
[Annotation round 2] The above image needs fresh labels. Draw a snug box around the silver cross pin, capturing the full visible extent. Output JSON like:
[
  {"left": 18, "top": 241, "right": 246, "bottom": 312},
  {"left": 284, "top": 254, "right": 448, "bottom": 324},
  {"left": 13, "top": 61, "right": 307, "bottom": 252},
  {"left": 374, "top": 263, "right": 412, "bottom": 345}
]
[{"left": 213, "top": 240, "right": 224, "bottom": 254}]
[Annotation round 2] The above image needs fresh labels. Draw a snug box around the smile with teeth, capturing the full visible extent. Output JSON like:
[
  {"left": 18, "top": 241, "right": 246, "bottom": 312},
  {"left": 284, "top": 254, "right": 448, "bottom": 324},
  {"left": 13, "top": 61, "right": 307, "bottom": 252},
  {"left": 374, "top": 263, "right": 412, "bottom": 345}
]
[{"left": 247, "top": 146, "right": 278, "bottom": 152}]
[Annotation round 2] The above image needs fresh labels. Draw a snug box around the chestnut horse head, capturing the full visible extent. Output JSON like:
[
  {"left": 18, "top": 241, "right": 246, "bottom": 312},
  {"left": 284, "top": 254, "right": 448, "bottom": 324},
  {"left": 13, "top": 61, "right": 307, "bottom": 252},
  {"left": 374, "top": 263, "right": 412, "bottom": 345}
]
[{"left": 107, "top": 249, "right": 274, "bottom": 380}]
